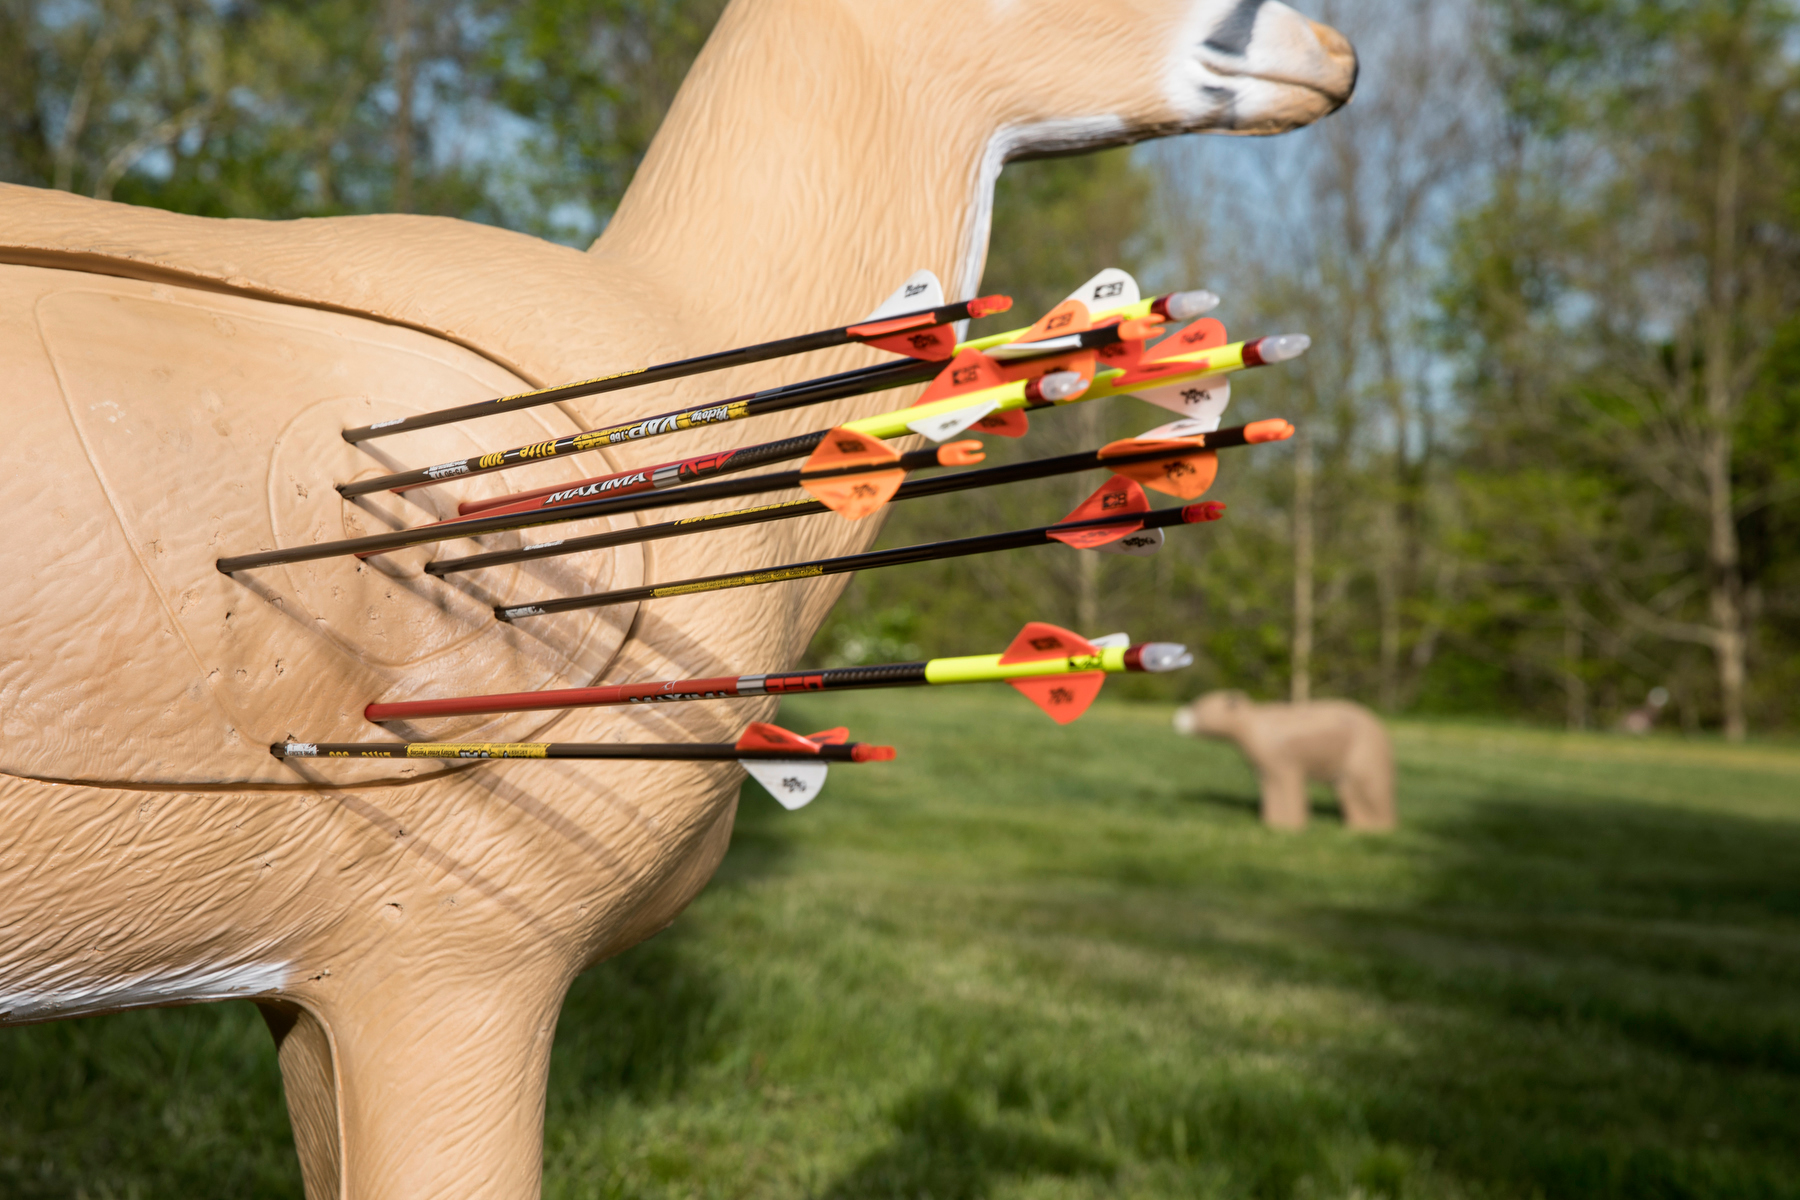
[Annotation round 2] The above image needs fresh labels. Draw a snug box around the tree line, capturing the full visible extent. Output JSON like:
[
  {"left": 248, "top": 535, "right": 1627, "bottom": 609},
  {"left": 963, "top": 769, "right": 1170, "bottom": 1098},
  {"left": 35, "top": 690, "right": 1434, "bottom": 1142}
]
[{"left": 5, "top": 0, "right": 1796, "bottom": 737}]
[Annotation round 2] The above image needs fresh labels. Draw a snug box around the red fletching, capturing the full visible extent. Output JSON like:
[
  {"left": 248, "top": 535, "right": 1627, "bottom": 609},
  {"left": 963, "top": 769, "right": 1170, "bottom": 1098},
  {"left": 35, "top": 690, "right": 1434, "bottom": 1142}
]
[
  {"left": 1048, "top": 476, "right": 1150, "bottom": 548},
  {"left": 805, "top": 727, "right": 850, "bottom": 745}
]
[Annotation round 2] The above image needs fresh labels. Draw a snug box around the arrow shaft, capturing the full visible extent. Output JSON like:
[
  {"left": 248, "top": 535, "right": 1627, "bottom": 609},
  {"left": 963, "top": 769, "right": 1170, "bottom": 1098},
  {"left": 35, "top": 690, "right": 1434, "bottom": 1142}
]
[
  {"left": 495, "top": 503, "right": 1222, "bottom": 621},
  {"left": 425, "top": 430, "right": 1263, "bottom": 578},
  {"left": 215, "top": 430, "right": 829, "bottom": 572},
  {"left": 363, "top": 644, "right": 1171, "bottom": 721},
  {"left": 340, "top": 297, "right": 995, "bottom": 443},
  {"left": 272, "top": 740, "right": 874, "bottom": 761},
  {"left": 338, "top": 358, "right": 931, "bottom": 499},
  {"left": 352, "top": 322, "right": 1139, "bottom": 504}
]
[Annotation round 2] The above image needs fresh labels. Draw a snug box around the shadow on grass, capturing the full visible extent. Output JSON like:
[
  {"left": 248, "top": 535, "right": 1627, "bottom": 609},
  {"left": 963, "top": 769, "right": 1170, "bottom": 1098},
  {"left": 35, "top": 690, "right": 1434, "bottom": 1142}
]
[
  {"left": 553, "top": 926, "right": 733, "bottom": 1105},
  {"left": 549, "top": 782, "right": 797, "bottom": 1108},
  {"left": 711, "top": 777, "right": 801, "bottom": 886},
  {"left": 819, "top": 1083, "right": 1114, "bottom": 1200},
  {"left": 1314, "top": 791, "right": 1800, "bottom": 1200},
  {"left": 1179, "top": 785, "right": 1348, "bottom": 825}
]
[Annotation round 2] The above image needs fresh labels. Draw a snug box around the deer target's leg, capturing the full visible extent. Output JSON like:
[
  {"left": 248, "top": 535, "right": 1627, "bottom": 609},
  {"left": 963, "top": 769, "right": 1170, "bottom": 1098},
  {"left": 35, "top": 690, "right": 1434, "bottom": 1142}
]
[
  {"left": 262, "top": 966, "right": 569, "bottom": 1200},
  {"left": 258, "top": 1001, "right": 344, "bottom": 1200},
  {"left": 1337, "top": 771, "right": 1397, "bottom": 831},
  {"left": 1257, "top": 766, "right": 1309, "bottom": 831}
]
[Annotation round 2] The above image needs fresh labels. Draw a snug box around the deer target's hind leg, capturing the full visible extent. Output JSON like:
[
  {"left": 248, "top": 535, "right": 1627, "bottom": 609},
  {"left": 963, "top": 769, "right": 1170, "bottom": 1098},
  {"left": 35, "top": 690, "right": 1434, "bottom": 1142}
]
[
  {"left": 1336, "top": 756, "right": 1397, "bottom": 831},
  {"left": 258, "top": 966, "right": 570, "bottom": 1200},
  {"left": 1257, "top": 765, "right": 1309, "bottom": 831}
]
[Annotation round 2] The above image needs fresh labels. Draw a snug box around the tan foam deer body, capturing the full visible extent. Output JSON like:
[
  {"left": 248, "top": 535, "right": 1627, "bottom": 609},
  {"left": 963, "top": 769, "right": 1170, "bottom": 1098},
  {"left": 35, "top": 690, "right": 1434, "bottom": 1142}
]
[
  {"left": 0, "top": 2, "right": 1354, "bottom": 1195},
  {"left": 1174, "top": 690, "right": 1396, "bottom": 829}
]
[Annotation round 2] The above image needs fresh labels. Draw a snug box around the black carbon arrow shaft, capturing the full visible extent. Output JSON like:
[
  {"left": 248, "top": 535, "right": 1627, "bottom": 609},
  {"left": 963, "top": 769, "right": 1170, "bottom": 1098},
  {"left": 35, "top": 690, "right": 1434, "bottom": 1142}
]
[
  {"left": 425, "top": 423, "right": 1278, "bottom": 577},
  {"left": 340, "top": 295, "right": 1007, "bottom": 443},
  {"left": 339, "top": 320, "right": 1153, "bottom": 500},
  {"left": 270, "top": 740, "right": 885, "bottom": 761},
  {"left": 338, "top": 358, "right": 931, "bottom": 498},
  {"left": 494, "top": 502, "right": 1227, "bottom": 621},
  {"left": 216, "top": 436, "right": 951, "bottom": 573}
]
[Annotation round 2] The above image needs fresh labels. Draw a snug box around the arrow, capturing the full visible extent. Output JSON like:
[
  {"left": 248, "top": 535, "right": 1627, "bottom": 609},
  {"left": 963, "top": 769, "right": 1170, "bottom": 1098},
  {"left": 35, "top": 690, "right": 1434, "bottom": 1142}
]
[
  {"left": 363, "top": 622, "right": 1191, "bottom": 725},
  {"left": 270, "top": 723, "right": 892, "bottom": 809},
  {"left": 423, "top": 420, "right": 1294, "bottom": 578},
  {"left": 493, "top": 480, "right": 1227, "bottom": 621},
  {"left": 336, "top": 315, "right": 1156, "bottom": 501},
  {"left": 215, "top": 364, "right": 1086, "bottom": 573},
  {"left": 339, "top": 270, "right": 1009, "bottom": 443},
  {"left": 215, "top": 433, "right": 995, "bottom": 574},
  {"left": 961, "top": 266, "right": 1219, "bottom": 354},
  {"left": 439, "top": 310, "right": 1273, "bottom": 524},
  {"left": 214, "top": 318, "right": 1302, "bottom": 572}
]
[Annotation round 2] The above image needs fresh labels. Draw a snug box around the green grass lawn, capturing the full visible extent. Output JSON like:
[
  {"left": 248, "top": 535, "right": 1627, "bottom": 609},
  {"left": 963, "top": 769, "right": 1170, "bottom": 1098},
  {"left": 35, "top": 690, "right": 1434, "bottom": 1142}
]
[{"left": 5, "top": 693, "right": 1799, "bottom": 1199}]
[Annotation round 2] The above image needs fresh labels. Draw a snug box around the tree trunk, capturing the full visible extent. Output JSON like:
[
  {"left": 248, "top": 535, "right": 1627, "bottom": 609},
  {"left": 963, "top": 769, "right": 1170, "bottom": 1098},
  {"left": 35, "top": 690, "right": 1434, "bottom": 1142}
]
[
  {"left": 1562, "top": 618, "right": 1587, "bottom": 731},
  {"left": 389, "top": 0, "right": 414, "bottom": 214},
  {"left": 1375, "top": 504, "right": 1400, "bottom": 712},
  {"left": 1291, "top": 427, "right": 1314, "bottom": 703},
  {"left": 1703, "top": 88, "right": 1747, "bottom": 742}
]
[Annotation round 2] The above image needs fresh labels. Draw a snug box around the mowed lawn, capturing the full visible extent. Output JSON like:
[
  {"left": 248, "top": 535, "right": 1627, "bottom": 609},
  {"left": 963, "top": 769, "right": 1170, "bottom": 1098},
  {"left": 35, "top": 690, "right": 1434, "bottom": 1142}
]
[{"left": 4, "top": 693, "right": 1799, "bottom": 1199}]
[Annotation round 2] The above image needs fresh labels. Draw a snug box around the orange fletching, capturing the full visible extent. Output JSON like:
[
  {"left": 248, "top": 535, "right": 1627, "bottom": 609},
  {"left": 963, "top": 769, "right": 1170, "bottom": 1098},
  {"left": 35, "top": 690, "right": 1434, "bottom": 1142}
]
[
  {"left": 1115, "top": 317, "right": 1229, "bottom": 387},
  {"left": 1147, "top": 317, "right": 1228, "bottom": 360},
  {"left": 935, "top": 440, "right": 986, "bottom": 466},
  {"left": 917, "top": 350, "right": 1006, "bottom": 405},
  {"left": 805, "top": 727, "right": 850, "bottom": 745},
  {"left": 998, "top": 348, "right": 1096, "bottom": 387},
  {"left": 1009, "top": 673, "right": 1107, "bottom": 725},
  {"left": 801, "top": 427, "right": 904, "bottom": 520},
  {"left": 997, "top": 621, "right": 1100, "bottom": 665},
  {"left": 847, "top": 313, "right": 956, "bottom": 360},
  {"left": 973, "top": 408, "right": 1030, "bottom": 438},
  {"left": 1098, "top": 438, "right": 1219, "bottom": 500},
  {"left": 734, "top": 723, "right": 821, "bottom": 754},
  {"left": 1047, "top": 475, "right": 1149, "bottom": 549},
  {"left": 1018, "top": 298, "right": 1091, "bottom": 342}
]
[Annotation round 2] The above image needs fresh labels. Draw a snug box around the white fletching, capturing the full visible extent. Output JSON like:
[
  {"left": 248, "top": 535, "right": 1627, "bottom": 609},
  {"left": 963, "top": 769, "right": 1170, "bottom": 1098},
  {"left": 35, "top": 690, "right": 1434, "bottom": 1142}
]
[
  {"left": 1135, "top": 417, "right": 1214, "bottom": 441},
  {"left": 1088, "top": 632, "right": 1132, "bottom": 649},
  {"left": 1135, "top": 376, "right": 1231, "bottom": 430},
  {"left": 862, "top": 269, "right": 945, "bottom": 321},
  {"left": 1065, "top": 267, "right": 1140, "bottom": 311},
  {"left": 1091, "top": 527, "right": 1164, "bottom": 557},
  {"left": 906, "top": 399, "right": 1000, "bottom": 441},
  {"left": 741, "top": 759, "right": 829, "bottom": 810},
  {"left": 989, "top": 334, "right": 1085, "bottom": 360}
]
